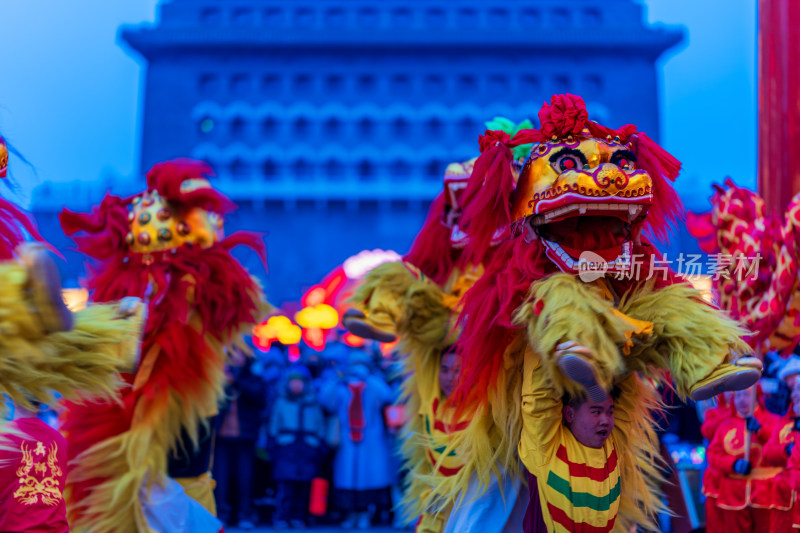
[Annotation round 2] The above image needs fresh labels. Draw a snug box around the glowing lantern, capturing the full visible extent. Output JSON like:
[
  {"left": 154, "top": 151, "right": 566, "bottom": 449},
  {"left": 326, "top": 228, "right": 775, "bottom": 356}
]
[
  {"left": 295, "top": 304, "right": 339, "bottom": 329},
  {"left": 253, "top": 315, "right": 302, "bottom": 352},
  {"left": 62, "top": 288, "right": 89, "bottom": 312}
]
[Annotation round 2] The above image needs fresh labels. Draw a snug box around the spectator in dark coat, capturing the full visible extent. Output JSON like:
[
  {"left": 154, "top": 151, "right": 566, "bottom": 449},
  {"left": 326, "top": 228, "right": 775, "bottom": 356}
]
[
  {"left": 269, "top": 364, "right": 327, "bottom": 529},
  {"left": 213, "top": 351, "right": 267, "bottom": 530}
]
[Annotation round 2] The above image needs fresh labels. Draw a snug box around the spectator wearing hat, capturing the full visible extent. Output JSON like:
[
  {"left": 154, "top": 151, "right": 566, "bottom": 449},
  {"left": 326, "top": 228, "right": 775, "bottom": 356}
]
[
  {"left": 319, "top": 349, "right": 395, "bottom": 529},
  {"left": 213, "top": 351, "right": 267, "bottom": 530},
  {"left": 762, "top": 372, "right": 800, "bottom": 531},
  {"left": 706, "top": 386, "right": 784, "bottom": 532},
  {"left": 268, "top": 364, "right": 327, "bottom": 529}
]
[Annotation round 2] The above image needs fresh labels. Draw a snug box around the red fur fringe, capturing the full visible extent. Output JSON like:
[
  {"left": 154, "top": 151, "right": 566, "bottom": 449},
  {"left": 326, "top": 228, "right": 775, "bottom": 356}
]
[
  {"left": 146, "top": 159, "right": 236, "bottom": 215},
  {"left": 0, "top": 197, "right": 49, "bottom": 259},
  {"left": 458, "top": 143, "right": 518, "bottom": 268},
  {"left": 403, "top": 192, "right": 459, "bottom": 285}
]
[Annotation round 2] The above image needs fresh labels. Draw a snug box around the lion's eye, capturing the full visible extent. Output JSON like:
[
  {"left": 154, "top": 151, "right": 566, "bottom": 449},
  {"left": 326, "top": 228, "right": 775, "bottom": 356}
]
[
  {"left": 549, "top": 148, "right": 588, "bottom": 173},
  {"left": 610, "top": 150, "right": 637, "bottom": 171}
]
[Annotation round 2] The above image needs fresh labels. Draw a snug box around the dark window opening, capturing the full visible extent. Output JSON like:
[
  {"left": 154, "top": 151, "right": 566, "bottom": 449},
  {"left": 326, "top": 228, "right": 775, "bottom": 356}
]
[
  {"left": 294, "top": 117, "right": 310, "bottom": 137},
  {"left": 230, "top": 159, "right": 249, "bottom": 179},
  {"left": 231, "top": 74, "right": 251, "bottom": 95},
  {"left": 357, "top": 75, "right": 376, "bottom": 93},
  {"left": 325, "top": 8, "right": 346, "bottom": 27},
  {"left": 357, "top": 8, "right": 379, "bottom": 27},
  {"left": 488, "top": 8, "right": 509, "bottom": 28},
  {"left": 200, "top": 8, "right": 221, "bottom": 26},
  {"left": 427, "top": 117, "right": 444, "bottom": 137},
  {"left": 261, "top": 116, "right": 278, "bottom": 139},
  {"left": 426, "top": 160, "right": 443, "bottom": 180},
  {"left": 390, "top": 159, "right": 410, "bottom": 180},
  {"left": 426, "top": 9, "right": 446, "bottom": 28},
  {"left": 392, "top": 8, "right": 413, "bottom": 28},
  {"left": 233, "top": 8, "right": 254, "bottom": 26},
  {"left": 323, "top": 117, "right": 341, "bottom": 137},
  {"left": 325, "top": 159, "right": 344, "bottom": 180},
  {"left": 358, "top": 160, "right": 375, "bottom": 180},
  {"left": 457, "top": 8, "right": 477, "bottom": 28},
  {"left": 392, "top": 117, "right": 410, "bottom": 137},
  {"left": 198, "top": 74, "right": 219, "bottom": 94},
  {"left": 295, "top": 8, "right": 314, "bottom": 27},
  {"left": 261, "top": 159, "right": 279, "bottom": 179},
  {"left": 264, "top": 8, "right": 284, "bottom": 27},
  {"left": 231, "top": 117, "right": 246, "bottom": 138},
  {"left": 293, "top": 159, "right": 312, "bottom": 180},
  {"left": 358, "top": 117, "right": 374, "bottom": 136},
  {"left": 521, "top": 9, "right": 541, "bottom": 27},
  {"left": 262, "top": 74, "right": 281, "bottom": 94}
]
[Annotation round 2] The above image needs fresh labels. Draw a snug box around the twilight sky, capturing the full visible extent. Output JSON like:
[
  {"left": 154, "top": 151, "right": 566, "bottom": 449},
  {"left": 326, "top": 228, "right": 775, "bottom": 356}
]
[{"left": 0, "top": 0, "right": 756, "bottom": 210}]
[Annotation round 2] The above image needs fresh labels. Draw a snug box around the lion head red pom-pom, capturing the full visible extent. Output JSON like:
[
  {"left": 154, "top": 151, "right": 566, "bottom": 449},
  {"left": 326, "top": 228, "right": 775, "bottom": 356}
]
[{"left": 538, "top": 93, "right": 589, "bottom": 140}]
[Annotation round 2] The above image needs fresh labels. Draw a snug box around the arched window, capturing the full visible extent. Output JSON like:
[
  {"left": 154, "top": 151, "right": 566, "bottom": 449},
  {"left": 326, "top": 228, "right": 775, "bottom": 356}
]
[
  {"left": 324, "top": 159, "right": 344, "bottom": 180},
  {"left": 459, "top": 116, "right": 479, "bottom": 139},
  {"left": 425, "top": 9, "right": 446, "bottom": 28},
  {"left": 392, "top": 117, "right": 410, "bottom": 137},
  {"left": 231, "top": 74, "right": 251, "bottom": 95},
  {"left": 261, "top": 159, "right": 279, "bottom": 179},
  {"left": 389, "top": 159, "right": 410, "bottom": 180},
  {"left": 426, "top": 159, "right": 443, "bottom": 180},
  {"left": 323, "top": 117, "right": 342, "bottom": 137},
  {"left": 200, "top": 7, "right": 221, "bottom": 26},
  {"left": 426, "top": 117, "right": 444, "bottom": 137},
  {"left": 232, "top": 8, "right": 254, "bottom": 26},
  {"left": 293, "top": 158, "right": 312, "bottom": 180},
  {"left": 457, "top": 8, "right": 477, "bottom": 28},
  {"left": 231, "top": 117, "right": 246, "bottom": 139},
  {"left": 391, "top": 8, "right": 413, "bottom": 28},
  {"left": 261, "top": 116, "right": 278, "bottom": 139},
  {"left": 358, "top": 159, "right": 375, "bottom": 180},
  {"left": 358, "top": 117, "right": 374, "bottom": 137},
  {"left": 198, "top": 74, "right": 219, "bottom": 95},
  {"left": 293, "top": 117, "right": 310, "bottom": 137},
  {"left": 229, "top": 158, "right": 249, "bottom": 179}
]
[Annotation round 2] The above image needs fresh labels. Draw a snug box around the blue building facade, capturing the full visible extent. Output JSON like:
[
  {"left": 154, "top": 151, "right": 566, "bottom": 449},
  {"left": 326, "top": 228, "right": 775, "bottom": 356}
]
[{"left": 32, "top": 0, "right": 683, "bottom": 305}]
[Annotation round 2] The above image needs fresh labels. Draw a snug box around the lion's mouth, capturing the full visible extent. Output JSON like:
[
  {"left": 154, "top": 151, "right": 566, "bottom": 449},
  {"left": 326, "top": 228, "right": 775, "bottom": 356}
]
[
  {"left": 532, "top": 203, "right": 644, "bottom": 252},
  {"left": 531, "top": 203, "right": 647, "bottom": 272}
]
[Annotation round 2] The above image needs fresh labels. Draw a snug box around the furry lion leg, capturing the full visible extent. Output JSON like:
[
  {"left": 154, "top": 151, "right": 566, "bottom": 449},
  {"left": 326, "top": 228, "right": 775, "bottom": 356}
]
[
  {"left": 513, "top": 274, "right": 641, "bottom": 399},
  {"left": 620, "top": 282, "right": 756, "bottom": 399}
]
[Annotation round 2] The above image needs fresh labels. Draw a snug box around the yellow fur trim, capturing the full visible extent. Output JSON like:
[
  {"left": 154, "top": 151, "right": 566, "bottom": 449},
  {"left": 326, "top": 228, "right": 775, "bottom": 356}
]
[
  {"left": 174, "top": 471, "right": 217, "bottom": 515},
  {"left": 513, "top": 274, "right": 635, "bottom": 398},
  {"left": 619, "top": 281, "right": 752, "bottom": 398},
  {"left": 65, "top": 286, "right": 267, "bottom": 532},
  {"left": 515, "top": 275, "right": 667, "bottom": 532},
  {"left": 0, "top": 263, "right": 143, "bottom": 409},
  {"left": 413, "top": 335, "right": 526, "bottom": 521}
]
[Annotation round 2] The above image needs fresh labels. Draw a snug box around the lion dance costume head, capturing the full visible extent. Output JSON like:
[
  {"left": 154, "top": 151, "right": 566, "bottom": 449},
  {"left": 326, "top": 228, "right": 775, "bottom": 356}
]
[
  {"left": 59, "top": 159, "right": 269, "bottom": 532},
  {"left": 445, "top": 94, "right": 757, "bottom": 532}
]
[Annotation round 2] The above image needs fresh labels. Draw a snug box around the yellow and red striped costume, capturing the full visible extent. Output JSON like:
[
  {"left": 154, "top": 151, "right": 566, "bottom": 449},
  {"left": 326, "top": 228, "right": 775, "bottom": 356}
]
[{"left": 520, "top": 348, "right": 622, "bottom": 533}]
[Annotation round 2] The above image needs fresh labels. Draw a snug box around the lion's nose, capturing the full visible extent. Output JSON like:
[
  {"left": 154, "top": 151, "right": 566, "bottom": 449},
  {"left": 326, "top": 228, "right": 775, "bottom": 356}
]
[{"left": 596, "top": 164, "right": 630, "bottom": 194}]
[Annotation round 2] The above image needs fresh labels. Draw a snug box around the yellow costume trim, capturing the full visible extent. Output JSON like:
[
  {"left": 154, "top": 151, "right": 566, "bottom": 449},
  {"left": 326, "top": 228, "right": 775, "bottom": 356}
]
[
  {"left": 174, "top": 471, "right": 217, "bottom": 515},
  {"left": 0, "top": 262, "right": 142, "bottom": 410},
  {"left": 350, "top": 261, "right": 521, "bottom": 525},
  {"left": 515, "top": 276, "right": 667, "bottom": 532},
  {"left": 618, "top": 281, "right": 752, "bottom": 398}
]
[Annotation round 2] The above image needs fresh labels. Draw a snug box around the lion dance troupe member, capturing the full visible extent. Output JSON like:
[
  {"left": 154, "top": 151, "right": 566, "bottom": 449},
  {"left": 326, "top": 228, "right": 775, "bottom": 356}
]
[
  {"left": 446, "top": 94, "right": 760, "bottom": 533},
  {"left": 0, "top": 135, "right": 145, "bottom": 532},
  {"left": 344, "top": 117, "right": 535, "bottom": 532},
  {"left": 57, "top": 159, "right": 270, "bottom": 532}
]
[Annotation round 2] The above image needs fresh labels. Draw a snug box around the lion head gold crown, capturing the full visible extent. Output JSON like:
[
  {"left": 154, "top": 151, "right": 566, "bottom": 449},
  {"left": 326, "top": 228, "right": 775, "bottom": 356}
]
[{"left": 124, "top": 160, "right": 233, "bottom": 255}]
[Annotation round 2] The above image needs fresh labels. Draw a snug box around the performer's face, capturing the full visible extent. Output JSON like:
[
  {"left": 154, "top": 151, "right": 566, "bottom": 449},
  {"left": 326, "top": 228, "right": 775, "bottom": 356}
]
[
  {"left": 564, "top": 396, "right": 615, "bottom": 449},
  {"left": 734, "top": 387, "right": 754, "bottom": 417},
  {"left": 288, "top": 378, "right": 305, "bottom": 396},
  {"left": 438, "top": 351, "right": 461, "bottom": 399}
]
